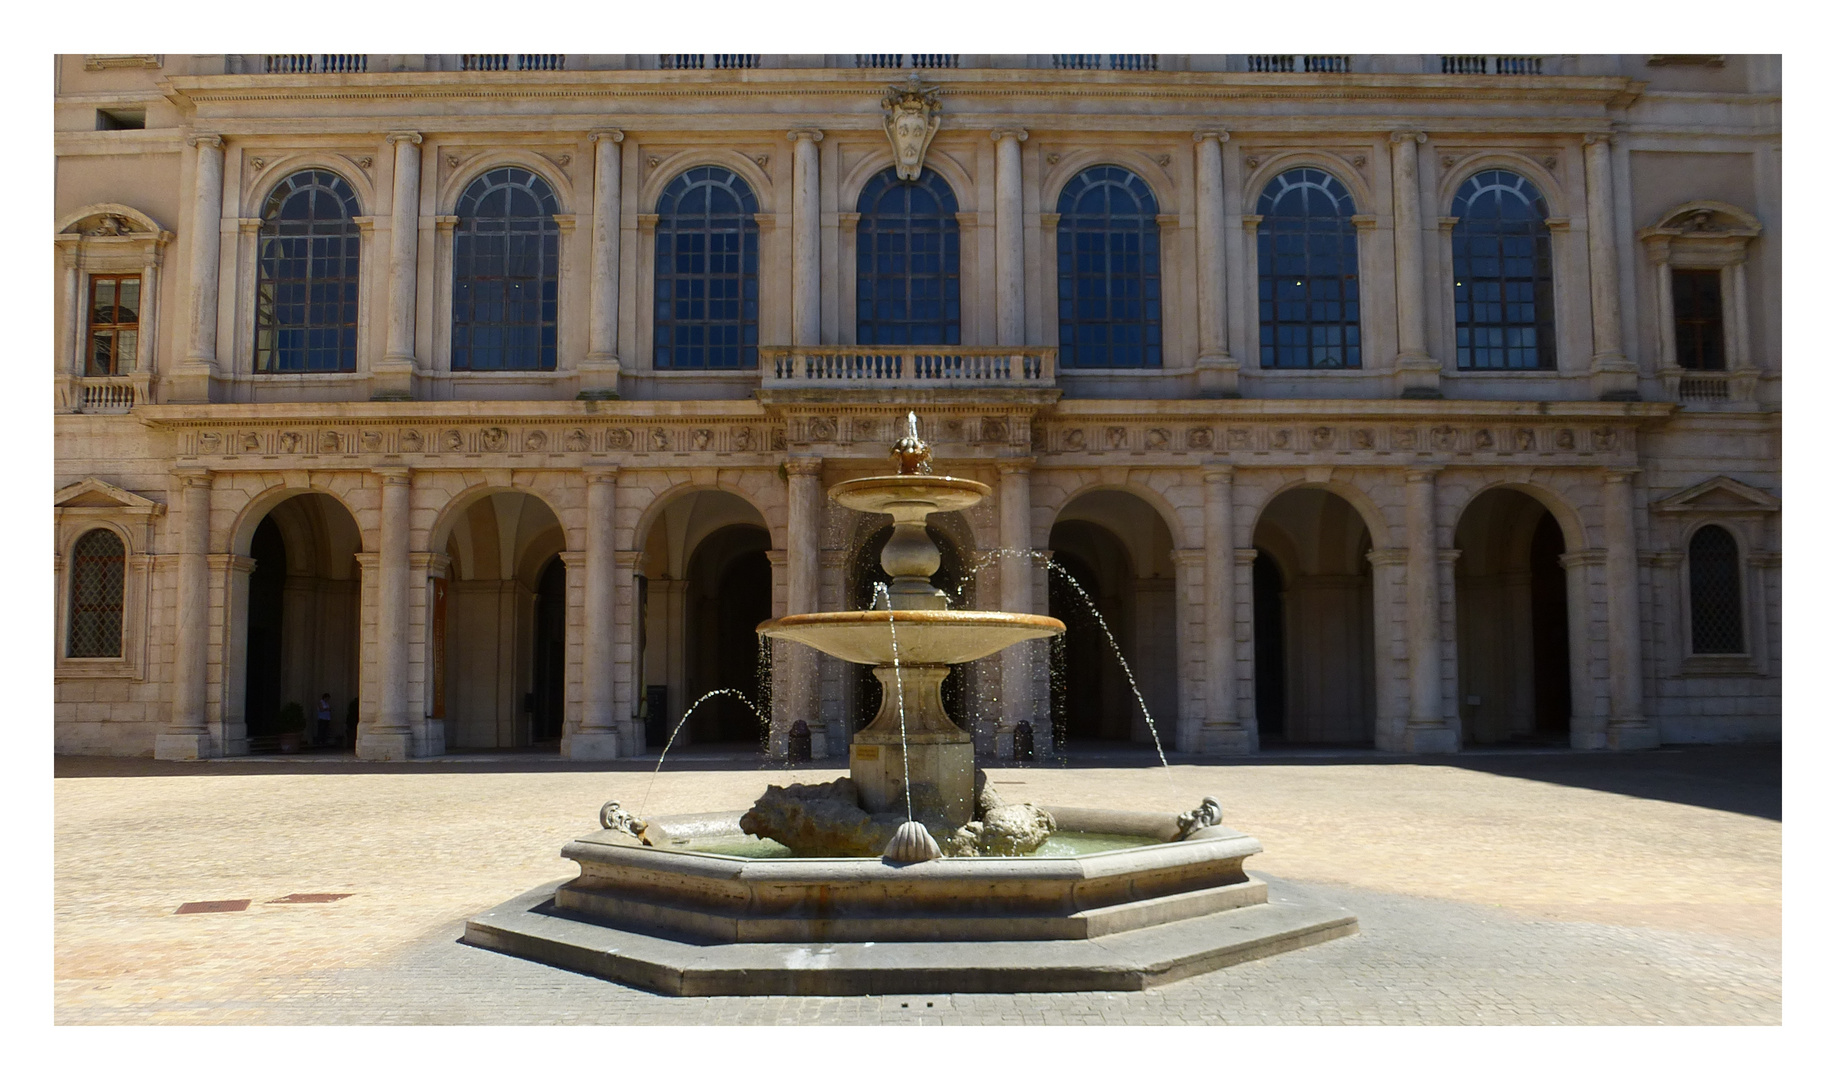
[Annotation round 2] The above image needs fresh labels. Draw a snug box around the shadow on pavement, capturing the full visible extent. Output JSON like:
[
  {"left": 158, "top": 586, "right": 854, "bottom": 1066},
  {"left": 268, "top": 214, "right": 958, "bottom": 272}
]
[{"left": 54, "top": 743, "right": 1780, "bottom": 821}]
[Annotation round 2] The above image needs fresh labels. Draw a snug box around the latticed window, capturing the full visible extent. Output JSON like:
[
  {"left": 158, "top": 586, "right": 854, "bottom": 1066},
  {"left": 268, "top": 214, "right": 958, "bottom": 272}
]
[
  {"left": 1056, "top": 166, "right": 1161, "bottom": 368},
  {"left": 1689, "top": 525, "right": 1744, "bottom": 654},
  {"left": 86, "top": 274, "right": 139, "bottom": 376},
  {"left": 255, "top": 170, "right": 361, "bottom": 373},
  {"left": 653, "top": 167, "right": 759, "bottom": 370},
  {"left": 1257, "top": 168, "right": 1360, "bottom": 368},
  {"left": 452, "top": 167, "right": 560, "bottom": 371},
  {"left": 67, "top": 529, "right": 125, "bottom": 658},
  {"left": 1451, "top": 170, "right": 1555, "bottom": 370},
  {"left": 856, "top": 167, "right": 960, "bottom": 346},
  {"left": 1673, "top": 269, "right": 1726, "bottom": 371}
]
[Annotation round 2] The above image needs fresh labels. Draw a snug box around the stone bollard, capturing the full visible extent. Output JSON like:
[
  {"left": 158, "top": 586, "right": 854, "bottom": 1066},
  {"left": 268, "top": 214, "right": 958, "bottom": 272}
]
[
  {"left": 1013, "top": 720, "right": 1034, "bottom": 762},
  {"left": 788, "top": 719, "right": 812, "bottom": 763}
]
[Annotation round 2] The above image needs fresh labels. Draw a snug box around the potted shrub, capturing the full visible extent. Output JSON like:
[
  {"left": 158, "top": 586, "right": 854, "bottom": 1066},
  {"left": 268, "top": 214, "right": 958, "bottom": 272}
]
[{"left": 277, "top": 701, "right": 307, "bottom": 753}]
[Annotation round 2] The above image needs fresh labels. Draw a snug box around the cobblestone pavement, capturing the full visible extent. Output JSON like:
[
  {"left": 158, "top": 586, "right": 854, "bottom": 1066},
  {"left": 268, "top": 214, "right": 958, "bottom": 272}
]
[{"left": 54, "top": 746, "right": 1780, "bottom": 1025}]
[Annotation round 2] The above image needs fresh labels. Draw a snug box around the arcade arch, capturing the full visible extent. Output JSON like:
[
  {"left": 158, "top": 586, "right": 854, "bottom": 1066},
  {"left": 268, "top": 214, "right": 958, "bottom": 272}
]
[{"left": 1453, "top": 487, "right": 1573, "bottom": 744}]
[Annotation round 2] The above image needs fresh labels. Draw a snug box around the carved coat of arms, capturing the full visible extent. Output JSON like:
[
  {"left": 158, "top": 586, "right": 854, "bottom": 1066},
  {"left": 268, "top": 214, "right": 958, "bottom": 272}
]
[{"left": 882, "top": 75, "right": 942, "bottom": 181}]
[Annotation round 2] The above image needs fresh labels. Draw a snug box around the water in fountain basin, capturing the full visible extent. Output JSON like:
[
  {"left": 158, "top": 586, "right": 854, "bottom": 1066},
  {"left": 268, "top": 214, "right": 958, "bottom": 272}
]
[
  {"left": 967, "top": 548, "right": 1172, "bottom": 772},
  {"left": 639, "top": 687, "right": 770, "bottom": 819}
]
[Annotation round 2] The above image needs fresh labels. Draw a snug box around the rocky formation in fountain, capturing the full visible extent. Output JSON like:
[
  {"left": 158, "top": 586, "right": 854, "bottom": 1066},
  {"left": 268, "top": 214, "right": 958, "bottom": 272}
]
[{"left": 740, "top": 769, "right": 1056, "bottom": 858}]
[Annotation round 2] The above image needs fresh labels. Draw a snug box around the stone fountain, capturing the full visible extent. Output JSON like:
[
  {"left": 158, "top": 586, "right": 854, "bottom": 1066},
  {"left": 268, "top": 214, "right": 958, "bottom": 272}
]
[{"left": 463, "top": 416, "right": 1357, "bottom": 995}]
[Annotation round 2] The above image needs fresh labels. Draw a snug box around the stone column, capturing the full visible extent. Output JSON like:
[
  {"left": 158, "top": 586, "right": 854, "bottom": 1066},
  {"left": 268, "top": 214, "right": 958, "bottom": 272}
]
[
  {"left": 997, "top": 458, "right": 1035, "bottom": 756},
  {"left": 992, "top": 128, "right": 1028, "bottom": 346},
  {"left": 782, "top": 457, "right": 826, "bottom": 755},
  {"left": 360, "top": 468, "right": 415, "bottom": 760},
  {"left": 1194, "top": 130, "right": 1239, "bottom": 396},
  {"left": 375, "top": 132, "right": 422, "bottom": 400},
  {"left": 1584, "top": 132, "right": 1636, "bottom": 399},
  {"left": 1404, "top": 468, "right": 1456, "bottom": 752},
  {"left": 788, "top": 129, "right": 823, "bottom": 347},
  {"left": 1602, "top": 469, "right": 1657, "bottom": 748},
  {"left": 1200, "top": 465, "right": 1250, "bottom": 752},
  {"left": 175, "top": 133, "right": 224, "bottom": 402},
  {"left": 580, "top": 129, "right": 624, "bottom": 398},
  {"left": 1391, "top": 130, "right": 1439, "bottom": 397},
  {"left": 156, "top": 468, "right": 214, "bottom": 759},
  {"left": 566, "top": 466, "right": 621, "bottom": 759}
]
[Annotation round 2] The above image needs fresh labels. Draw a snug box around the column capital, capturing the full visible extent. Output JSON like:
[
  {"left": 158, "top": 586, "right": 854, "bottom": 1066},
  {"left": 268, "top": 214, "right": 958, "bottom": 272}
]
[
  {"left": 784, "top": 456, "right": 825, "bottom": 478},
  {"left": 1558, "top": 548, "right": 1608, "bottom": 569},
  {"left": 996, "top": 456, "right": 1036, "bottom": 475},
  {"left": 1601, "top": 467, "right": 1642, "bottom": 483},
  {"left": 1171, "top": 547, "right": 1206, "bottom": 568},
  {"left": 1404, "top": 466, "right": 1443, "bottom": 483},
  {"left": 1235, "top": 547, "right": 1260, "bottom": 565},
  {"left": 173, "top": 466, "right": 214, "bottom": 488},
  {"left": 786, "top": 128, "right": 824, "bottom": 143},
  {"left": 990, "top": 127, "right": 1029, "bottom": 143},
  {"left": 373, "top": 466, "right": 414, "bottom": 485},
  {"left": 590, "top": 129, "right": 625, "bottom": 144},
  {"left": 1582, "top": 130, "right": 1613, "bottom": 148},
  {"left": 584, "top": 465, "right": 621, "bottom": 484},
  {"left": 1389, "top": 130, "right": 1428, "bottom": 145},
  {"left": 1202, "top": 463, "right": 1234, "bottom": 483},
  {"left": 1192, "top": 129, "right": 1229, "bottom": 144},
  {"left": 384, "top": 131, "right": 423, "bottom": 146},
  {"left": 186, "top": 133, "right": 223, "bottom": 150},
  {"left": 1366, "top": 547, "right": 1409, "bottom": 566}
]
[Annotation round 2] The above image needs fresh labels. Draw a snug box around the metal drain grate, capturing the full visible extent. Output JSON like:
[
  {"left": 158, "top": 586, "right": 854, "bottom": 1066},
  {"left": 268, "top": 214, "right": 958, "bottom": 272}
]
[
  {"left": 174, "top": 899, "right": 250, "bottom": 914},
  {"left": 267, "top": 893, "right": 352, "bottom": 904}
]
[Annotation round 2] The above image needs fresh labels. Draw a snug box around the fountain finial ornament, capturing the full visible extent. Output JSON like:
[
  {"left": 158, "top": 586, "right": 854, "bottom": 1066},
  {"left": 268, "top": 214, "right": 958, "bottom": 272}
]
[{"left": 891, "top": 411, "right": 933, "bottom": 475}]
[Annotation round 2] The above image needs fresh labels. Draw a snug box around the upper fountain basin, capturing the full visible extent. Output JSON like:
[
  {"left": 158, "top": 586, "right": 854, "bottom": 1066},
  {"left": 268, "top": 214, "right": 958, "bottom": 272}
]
[
  {"left": 758, "top": 610, "right": 1064, "bottom": 666},
  {"left": 829, "top": 475, "right": 992, "bottom": 520}
]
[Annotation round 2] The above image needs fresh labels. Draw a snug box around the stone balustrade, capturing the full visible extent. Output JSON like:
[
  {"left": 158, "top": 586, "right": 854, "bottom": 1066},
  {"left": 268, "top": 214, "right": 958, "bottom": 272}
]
[{"left": 762, "top": 345, "right": 1056, "bottom": 388}]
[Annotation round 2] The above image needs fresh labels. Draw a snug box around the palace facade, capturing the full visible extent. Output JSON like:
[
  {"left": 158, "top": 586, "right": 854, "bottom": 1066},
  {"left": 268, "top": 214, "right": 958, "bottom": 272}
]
[{"left": 52, "top": 53, "right": 1781, "bottom": 760}]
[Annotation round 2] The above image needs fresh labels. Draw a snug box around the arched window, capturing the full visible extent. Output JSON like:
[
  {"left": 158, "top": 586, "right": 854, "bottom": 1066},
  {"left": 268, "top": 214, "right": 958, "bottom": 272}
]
[
  {"left": 452, "top": 167, "right": 560, "bottom": 371},
  {"left": 856, "top": 167, "right": 960, "bottom": 346},
  {"left": 1451, "top": 170, "right": 1555, "bottom": 370},
  {"left": 1256, "top": 168, "right": 1360, "bottom": 369},
  {"left": 67, "top": 529, "right": 125, "bottom": 658},
  {"left": 1056, "top": 166, "right": 1161, "bottom": 368},
  {"left": 255, "top": 170, "right": 361, "bottom": 373},
  {"left": 1688, "top": 525, "right": 1744, "bottom": 654},
  {"left": 654, "top": 167, "right": 760, "bottom": 369}
]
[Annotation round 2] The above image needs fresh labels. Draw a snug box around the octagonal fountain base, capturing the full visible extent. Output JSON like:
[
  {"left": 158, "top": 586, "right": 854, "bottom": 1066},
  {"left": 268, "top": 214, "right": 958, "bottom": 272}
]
[{"left": 463, "top": 806, "right": 1357, "bottom": 996}]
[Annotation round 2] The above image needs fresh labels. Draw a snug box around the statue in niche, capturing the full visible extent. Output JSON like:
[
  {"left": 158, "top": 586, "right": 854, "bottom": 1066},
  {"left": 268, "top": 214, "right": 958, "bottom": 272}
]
[{"left": 881, "top": 74, "right": 942, "bottom": 181}]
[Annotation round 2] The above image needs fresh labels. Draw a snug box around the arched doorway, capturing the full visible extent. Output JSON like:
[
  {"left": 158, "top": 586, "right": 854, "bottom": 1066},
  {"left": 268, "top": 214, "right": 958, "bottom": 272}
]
[
  {"left": 1454, "top": 488, "right": 1572, "bottom": 745},
  {"left": 846, "top": 518, "right": 973, "bottom": 737},
  {"left": 436, "top": 492, "right": 566, "bottom": 750},
  {"left": 240, "top": 493, "right": 361, "bottom": 750},
  {"left": 1251, "top": 489, "right": 1376, "bottom": 746},
  {"left": 1047, "top": 491, "right": 1177, "bottom": 747},
  {"left": 637, "top": 490, "right": 773, "bottom": 750}
]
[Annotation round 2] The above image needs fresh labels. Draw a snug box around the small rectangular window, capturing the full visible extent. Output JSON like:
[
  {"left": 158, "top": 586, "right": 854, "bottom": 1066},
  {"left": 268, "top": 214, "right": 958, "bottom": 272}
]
[
  {"left": 86, "top": 274, "right": 141, "bottom": 377},
  {"left": 95, "top": 108, "right": 146, "bottom": 131},
  {"left": 1672, "top": 269, "right": 1725, "bottom": 371}
]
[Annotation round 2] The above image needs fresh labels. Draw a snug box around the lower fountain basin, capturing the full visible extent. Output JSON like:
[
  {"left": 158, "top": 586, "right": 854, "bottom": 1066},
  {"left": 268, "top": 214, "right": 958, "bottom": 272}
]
[{"left": 757, "top": 609, "right": 1064, "bottom": 667}]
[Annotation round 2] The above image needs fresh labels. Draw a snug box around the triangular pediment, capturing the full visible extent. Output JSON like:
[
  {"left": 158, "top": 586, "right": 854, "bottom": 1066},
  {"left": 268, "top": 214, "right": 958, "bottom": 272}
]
[
  {"left": 1651, "top": 475, "right": 1779, "bottom": 513},
  {"left": 54, "top": 477, "right": 163, "bottom": 513}
]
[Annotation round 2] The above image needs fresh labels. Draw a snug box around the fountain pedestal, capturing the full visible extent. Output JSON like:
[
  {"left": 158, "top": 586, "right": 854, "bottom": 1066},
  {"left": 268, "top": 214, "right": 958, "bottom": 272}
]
[{"left": 851, "top": 664, "right": 974, "bottom": 827}]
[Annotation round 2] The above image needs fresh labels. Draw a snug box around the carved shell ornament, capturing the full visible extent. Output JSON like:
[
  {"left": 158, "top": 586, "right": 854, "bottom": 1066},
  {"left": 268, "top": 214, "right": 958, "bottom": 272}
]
[{"left": 881, "top": 74, "right": 942, "bottom": 181}]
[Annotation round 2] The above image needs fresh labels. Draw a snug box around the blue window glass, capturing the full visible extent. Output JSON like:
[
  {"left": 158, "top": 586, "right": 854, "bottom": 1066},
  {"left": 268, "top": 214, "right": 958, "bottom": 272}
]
[
  {"left": 1056, "top": 166, "right": 1161, "bottom": 368},
  {"left": 254, "top": 170, "right": 361, "bottom": 373},
  {"left": 855, "top": 167, "right": 960, "bottom": 346},
  {"left": 1451, "top": 170, "right": 1555, "bottom": 370},
  {"left": 452, "top": 167, "right": 560, "bottom": 371},
  {"left": 1255, "top": 168, "right": 1360, "bottom": 369},
  {"left": 653, "top": 166, "right": 760, "bottom": 370}
]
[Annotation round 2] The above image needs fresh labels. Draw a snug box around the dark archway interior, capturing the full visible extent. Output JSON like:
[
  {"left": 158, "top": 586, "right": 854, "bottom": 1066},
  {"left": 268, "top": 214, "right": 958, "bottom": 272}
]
[
  {"left": 531, "top": 555, "right": 567, "bottom": 744},
  {"left": 1047, "top": 548, "right": 1126, "bottom": 742},
  {"left": 686, "top": 524, "right": 772, "bottom": 744},
  {"left": 244, "top": 517, "right": 287, "bottom": 739},
  {"left": 1455, "top": 489, "right": 1572, "bottom": 745},
  {"left": 1252, "top": 548, "right": 1286, "bottom": 739},
  {"left": 849, "top": 523, "right": 967, "bottom": 733}
]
